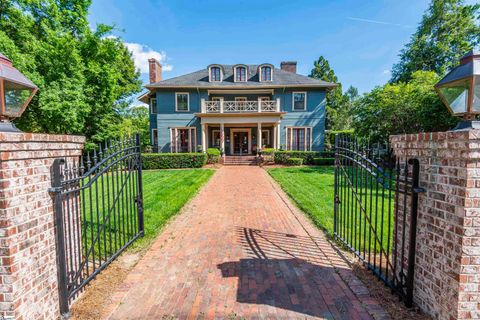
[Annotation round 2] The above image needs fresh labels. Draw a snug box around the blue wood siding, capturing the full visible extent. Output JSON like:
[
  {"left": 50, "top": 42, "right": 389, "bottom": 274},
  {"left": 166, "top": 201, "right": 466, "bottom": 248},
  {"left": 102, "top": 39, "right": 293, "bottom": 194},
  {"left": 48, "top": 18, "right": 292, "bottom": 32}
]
[{"left": 149, "top": 87, "right": 327, "bottom": 152}]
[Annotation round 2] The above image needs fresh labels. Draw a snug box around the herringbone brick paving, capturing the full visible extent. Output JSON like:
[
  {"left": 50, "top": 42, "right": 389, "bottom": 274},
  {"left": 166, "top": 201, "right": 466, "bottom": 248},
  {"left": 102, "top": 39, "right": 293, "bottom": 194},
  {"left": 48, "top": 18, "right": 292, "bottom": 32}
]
[{"left": 106, "top": 166, "right": 389, "bottom": 319}]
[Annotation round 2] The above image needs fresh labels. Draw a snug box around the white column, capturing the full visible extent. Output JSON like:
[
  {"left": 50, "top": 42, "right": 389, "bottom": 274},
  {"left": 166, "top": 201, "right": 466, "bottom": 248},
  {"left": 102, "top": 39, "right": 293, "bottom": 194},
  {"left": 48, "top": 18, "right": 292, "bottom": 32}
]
[
  {"left": 220, "top": 98, "right": 224, "bottom": 113},
  {"left": 257, "top": 122, "right": 262, "bottom": 153},
  {"left": 201, "top": 98, "right": 206, "bottom": 113},
  {"left": 258, "top": 97, "right": 262, "bottom": 112},
  {"left": 273, "top": 124, "right": 278, "bottom": 149},
  {"left": 276, "top": 98, "right": 281, "bottom": 112},
  {"left": 220, "top": 123, "right": 225, "bottom": 158},
  {"left": 277, "top": 122, "right": 281, "bottom": 149},
  {"left": 201, "top": 123, "right": 207, "bottom": 152}
]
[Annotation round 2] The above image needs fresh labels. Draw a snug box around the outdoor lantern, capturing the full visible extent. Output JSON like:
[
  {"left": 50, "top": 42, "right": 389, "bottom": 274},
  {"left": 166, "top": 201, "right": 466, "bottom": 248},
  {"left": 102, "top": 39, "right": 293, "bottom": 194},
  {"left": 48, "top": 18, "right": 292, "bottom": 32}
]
[
  {"left": 0, "top": 52, "right": 37, "bottom": 132},
  {"left": 435, "top": 50, "right": 480, "bottom": 130}
]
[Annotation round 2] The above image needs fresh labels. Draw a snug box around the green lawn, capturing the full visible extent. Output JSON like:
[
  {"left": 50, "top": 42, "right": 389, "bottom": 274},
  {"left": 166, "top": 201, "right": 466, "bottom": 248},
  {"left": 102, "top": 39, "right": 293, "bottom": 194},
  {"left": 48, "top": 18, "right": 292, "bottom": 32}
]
[
  {"left": 268, "top": 166, "right": 336, "bottom": 233},
  {"left": 134, "top": 169, "right": 215, "bottom": 248},
  {"left": 81, "top": 168, "right": 215, "bottom": 258},
  {"left": 267, "top": 166, "right": 394, "bottom": 256}
]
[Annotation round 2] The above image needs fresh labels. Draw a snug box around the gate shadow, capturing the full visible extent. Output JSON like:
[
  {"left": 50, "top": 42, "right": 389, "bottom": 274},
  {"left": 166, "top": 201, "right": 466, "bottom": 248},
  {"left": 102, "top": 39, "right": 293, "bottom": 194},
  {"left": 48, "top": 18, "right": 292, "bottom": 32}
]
[{"left": 217, "top": 227, "right": 360, "bottom": 318}]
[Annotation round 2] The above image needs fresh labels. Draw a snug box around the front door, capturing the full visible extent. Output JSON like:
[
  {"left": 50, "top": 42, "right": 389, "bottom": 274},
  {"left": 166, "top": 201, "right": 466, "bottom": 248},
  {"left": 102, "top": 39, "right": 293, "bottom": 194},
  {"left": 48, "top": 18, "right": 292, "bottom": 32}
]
[{"left": 233, "top": 132, "right": 249, "bottom": 155}]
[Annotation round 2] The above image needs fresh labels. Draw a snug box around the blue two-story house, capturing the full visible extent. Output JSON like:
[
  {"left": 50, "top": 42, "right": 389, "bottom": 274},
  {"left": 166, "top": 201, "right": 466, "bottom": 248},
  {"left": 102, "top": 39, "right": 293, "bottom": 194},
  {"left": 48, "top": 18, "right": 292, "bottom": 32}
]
[{"left": 140, "top": 60, "right": 336, "bottom": 158}]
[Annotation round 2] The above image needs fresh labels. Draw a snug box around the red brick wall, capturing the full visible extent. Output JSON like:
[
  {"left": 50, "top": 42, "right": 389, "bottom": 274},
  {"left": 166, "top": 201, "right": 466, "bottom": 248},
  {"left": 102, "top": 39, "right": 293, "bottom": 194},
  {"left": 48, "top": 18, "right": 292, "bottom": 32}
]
[
  {"left": 391, "top": 130, "right": 480, "bottom": 320},
  {"left": 0, "top": 133, "right": 84, "bottom": 319}
]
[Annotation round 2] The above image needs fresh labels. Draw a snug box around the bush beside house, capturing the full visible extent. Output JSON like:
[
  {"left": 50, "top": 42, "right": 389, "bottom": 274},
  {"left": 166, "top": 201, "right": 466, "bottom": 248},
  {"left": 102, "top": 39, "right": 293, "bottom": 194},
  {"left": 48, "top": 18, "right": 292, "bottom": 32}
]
[
  {"left": 287, "top": 158, "right": 303, "bottom": 166},
  {"left": 142, "top": 153, "right": 207, "bottom": 169},
  {"left": 206, "top": 148, "right": 221, "bottom": 164}
]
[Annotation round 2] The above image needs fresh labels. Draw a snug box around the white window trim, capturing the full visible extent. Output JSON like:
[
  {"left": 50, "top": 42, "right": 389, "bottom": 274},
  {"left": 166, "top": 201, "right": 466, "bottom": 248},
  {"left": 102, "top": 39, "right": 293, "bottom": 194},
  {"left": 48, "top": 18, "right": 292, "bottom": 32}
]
[
  {"left": 292, "top": 92, "right": 307, "bottom": 111},
  {"left": 150, "top": 98, "right": 157, "bottom": 114},
  {"left": 209, "top": 66, "right": 223, "bottom": 82},
  {"left": 170, "top": 127, "right": 197, "bottom": 153},
  {"left": 152, "top": 129, "right": 158, "bottom": 145},
  {"left": 175, "top": 92, "right": 190, "bottom": 112},
  {"left": 259, "top": 66, "right": 273, "bottom": 82},
  {"left": 230, "top": 128, "right": 252, "bottom": 155},
  {"left": 235, "top": 97, "right": 247, "bottom": 102},
  {"left": 285, "top": 126, "right": 312, "bottom": 151},
  {"left": 234, "top": 65, "right": 248, "bottom": 82}
]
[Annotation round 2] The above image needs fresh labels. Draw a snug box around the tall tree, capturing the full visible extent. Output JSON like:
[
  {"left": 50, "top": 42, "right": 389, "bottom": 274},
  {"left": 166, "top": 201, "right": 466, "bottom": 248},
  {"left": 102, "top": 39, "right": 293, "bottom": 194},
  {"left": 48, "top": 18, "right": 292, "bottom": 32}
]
[
  {"left": 353, "top": 71, "right": 457, "bottom": 142},
  {"left": 391, "top": 0, "right": 480, "bottom": 82},
  {"left": 309, "top": 56, "right": 355, "bottom": 131},
  {"left": 0, "top": 0, "right": 142, "bottom": 148}
]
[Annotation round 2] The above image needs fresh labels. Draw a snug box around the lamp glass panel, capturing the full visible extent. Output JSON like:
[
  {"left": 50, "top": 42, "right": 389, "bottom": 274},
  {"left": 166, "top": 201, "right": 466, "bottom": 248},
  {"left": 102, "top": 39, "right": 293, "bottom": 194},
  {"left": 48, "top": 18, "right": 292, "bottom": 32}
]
[
  {"left": 474, "top": 76, "right": 480, "bottom": 112},
  {"left": 438, "top": 80, "right": 469, "bottom": 114},
  {"left": 3, "top": 80, "right": 32, "bottom": 117}
]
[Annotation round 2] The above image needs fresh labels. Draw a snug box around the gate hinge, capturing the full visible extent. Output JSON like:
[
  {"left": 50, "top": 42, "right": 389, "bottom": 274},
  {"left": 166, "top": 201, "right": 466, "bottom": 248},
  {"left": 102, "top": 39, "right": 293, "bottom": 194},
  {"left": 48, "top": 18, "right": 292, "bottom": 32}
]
[{"left": 48, "top": 187, "right": 62, "bottom": 194}]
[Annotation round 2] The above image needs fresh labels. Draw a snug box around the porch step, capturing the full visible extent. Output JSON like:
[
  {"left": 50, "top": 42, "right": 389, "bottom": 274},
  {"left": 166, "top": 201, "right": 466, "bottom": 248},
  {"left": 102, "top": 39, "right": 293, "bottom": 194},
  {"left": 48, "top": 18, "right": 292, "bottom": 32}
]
[{"left": 223, "top": 156, "right": 259, "bottom": 166}]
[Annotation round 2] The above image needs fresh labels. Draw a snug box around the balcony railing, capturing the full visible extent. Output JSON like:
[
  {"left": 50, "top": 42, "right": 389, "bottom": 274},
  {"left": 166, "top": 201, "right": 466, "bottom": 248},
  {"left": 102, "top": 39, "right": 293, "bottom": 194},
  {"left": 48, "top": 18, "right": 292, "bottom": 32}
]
[{"left": 200, "top": 98, "right": 281, "bottom": 113}]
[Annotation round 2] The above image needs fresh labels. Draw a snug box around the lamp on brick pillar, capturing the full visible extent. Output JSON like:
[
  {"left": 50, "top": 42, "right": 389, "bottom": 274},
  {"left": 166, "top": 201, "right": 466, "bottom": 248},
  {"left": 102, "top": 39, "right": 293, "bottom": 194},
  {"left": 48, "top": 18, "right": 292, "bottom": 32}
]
[
  {"left": 0, "top": 53, "right": 37, "bottom": 132},
  {"left": 435, "top": 50, "right": 480, "bottom": 130}
]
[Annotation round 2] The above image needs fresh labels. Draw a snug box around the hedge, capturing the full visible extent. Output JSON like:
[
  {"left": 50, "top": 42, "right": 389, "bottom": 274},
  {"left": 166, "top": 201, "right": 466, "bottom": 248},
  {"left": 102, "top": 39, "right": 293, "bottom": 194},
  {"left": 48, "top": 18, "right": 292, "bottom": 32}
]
[
  {"left": 313, "top": 157, "right": 335, "bottom": 166},
  {"left": 142, "top": 153, "right": 207, "bottom": 169},
  {"left": 274, "top": 151, "right": 319, "bottom": 165},
  {"left": 287, "top": 157, "right": 303, "bottom": 166},
  {"left": 206, "top": 148, "right": 221, "bottom": 164}
]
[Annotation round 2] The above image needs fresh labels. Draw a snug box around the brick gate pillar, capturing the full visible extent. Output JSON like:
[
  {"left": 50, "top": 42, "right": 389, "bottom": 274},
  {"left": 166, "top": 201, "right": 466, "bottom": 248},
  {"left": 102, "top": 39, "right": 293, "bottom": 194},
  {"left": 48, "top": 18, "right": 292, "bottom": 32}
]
[
  {"left": 391, "top": 130, "right": 480, "bottom": 320},
  {"left": 0, "top": 133, "right": 85, "bottom": 319}
]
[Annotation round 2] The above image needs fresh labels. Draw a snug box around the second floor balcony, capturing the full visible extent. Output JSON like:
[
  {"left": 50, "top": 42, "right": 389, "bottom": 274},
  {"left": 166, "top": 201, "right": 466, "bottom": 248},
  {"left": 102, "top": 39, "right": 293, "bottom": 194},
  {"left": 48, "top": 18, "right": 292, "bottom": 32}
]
[{"left": 200, "top": 98, "right": 281, "bottom": 114}]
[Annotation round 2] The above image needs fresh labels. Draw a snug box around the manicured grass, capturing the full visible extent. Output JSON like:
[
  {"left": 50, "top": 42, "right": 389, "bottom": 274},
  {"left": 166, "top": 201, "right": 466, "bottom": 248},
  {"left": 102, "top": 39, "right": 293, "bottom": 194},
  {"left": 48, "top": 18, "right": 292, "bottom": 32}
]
[
  {"left": 268, "top": 166, "right": 336, "bottom": 233},
  {"left": 134, "top": 169, "right": 215, "bottom": 248},
  {"left": 82, "top": 168, "right": 215, "bottom": 256},
  {"left": 267, "top": 166, "right": 394, "bottom": 254}
]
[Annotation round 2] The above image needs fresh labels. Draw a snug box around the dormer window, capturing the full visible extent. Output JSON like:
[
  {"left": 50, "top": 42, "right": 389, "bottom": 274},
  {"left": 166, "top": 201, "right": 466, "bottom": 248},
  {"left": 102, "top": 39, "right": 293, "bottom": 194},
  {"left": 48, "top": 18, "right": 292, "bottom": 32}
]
[
  {"left": 208, "top": 65, "right": 223, "bottom": 82},
  {"left": 260, "top": 66, "right": 272, "bottom": 82},
  {"left": 211, "top": 66, "right": 221, "bottom": 81},
  {"left": 234, "top": 66, "right": 247, "bottom": 82}
]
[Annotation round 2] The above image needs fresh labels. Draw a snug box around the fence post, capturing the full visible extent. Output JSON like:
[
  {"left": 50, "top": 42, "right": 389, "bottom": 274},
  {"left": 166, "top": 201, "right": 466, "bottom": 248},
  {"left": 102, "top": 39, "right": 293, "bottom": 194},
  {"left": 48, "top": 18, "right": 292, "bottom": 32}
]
[
  {"left": 333, "top": 134, "right": 339, "bottom": 235},
  {"left": 405, "top": 158, "right": 421, "bottom": 308},
  {"left": 51, "top": 158, "right": 70, "bottom": 317},
  {"left": 135, "top": 133, "right": 145, "bottom": 235}
]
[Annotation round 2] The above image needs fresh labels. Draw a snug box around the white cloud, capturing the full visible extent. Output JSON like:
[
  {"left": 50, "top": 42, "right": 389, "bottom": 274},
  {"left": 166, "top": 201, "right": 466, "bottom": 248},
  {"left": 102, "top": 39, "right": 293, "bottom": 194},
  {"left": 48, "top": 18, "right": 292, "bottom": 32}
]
[
  {"left": 124, "top": 42, "right": 173, "bottom": 74},
  {"left": 383, "top": 69, "right": 391, "bottom": 75},
  {"left": 347, "top": 17, "right": 412, "bottom": 28}
]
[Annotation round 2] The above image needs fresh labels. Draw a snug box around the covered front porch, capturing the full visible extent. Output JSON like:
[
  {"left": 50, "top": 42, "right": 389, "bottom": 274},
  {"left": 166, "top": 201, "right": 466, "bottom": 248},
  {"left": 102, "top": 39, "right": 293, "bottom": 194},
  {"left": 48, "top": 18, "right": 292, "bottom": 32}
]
[{"left": 199, "top": 116, "right": 283, "bottom": 156}]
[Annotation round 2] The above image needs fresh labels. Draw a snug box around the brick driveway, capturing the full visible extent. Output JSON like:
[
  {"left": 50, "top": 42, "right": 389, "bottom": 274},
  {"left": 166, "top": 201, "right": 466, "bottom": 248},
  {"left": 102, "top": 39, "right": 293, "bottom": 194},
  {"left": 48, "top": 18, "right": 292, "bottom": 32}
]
[{"left": 106, "top": 166, "right": 388, "bottom": 319}]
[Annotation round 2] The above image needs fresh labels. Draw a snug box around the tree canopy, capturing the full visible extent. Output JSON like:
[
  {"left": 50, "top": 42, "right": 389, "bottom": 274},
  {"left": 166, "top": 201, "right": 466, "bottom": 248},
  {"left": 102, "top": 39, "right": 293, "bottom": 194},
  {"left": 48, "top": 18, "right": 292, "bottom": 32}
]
[
  {"left": 309, "top": 56, "right": 357, "bottom": 131},
  {"left": 391, "top": 0, "right": 480, "bottom": 82},
  {"left": 0, "top": 0, "right": 142, "bottom": 149}
]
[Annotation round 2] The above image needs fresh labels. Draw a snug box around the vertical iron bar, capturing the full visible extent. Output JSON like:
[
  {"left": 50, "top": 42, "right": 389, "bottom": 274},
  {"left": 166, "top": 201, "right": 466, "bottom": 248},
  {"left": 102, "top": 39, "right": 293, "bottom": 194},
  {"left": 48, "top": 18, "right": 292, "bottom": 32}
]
[
  {"left": 334, "top": 134, "right": 339, "bottom": 235},
  {"left": 52, "top": 159, "right": 70, "bottom": 316},
  {"left": 405, "top": 158, "right": 420, "bottom": 308},
  {"left": 136, "top": 133, "right": 145, "bottom": 235}
]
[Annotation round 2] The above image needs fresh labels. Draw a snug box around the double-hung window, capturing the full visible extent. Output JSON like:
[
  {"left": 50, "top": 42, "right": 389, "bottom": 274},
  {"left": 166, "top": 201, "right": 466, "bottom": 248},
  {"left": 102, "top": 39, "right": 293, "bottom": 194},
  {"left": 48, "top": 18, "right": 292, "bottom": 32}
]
[
  {"left": 292, "top": 92, "right": 306, "bottom": 111},
  {"left": 235, "top": 66, "right": 247, "bottom": 82},
  {"left": 170, "top": 127, "right": 196, "bottom": 153},
  {"left": 286, "top": 127, "right": 312, "bottom": 151},
  {"left": 211, "top": 67, "right": 221, "bottom": 82},
  {"left": 175, "top": 93, "right": 189, "bottom": 112},
  {"left": 150, "top": 98, "right": 157, "bottom": 114},
  {"left": 260, "top": 66, "right": 272, "bottom": 81}
]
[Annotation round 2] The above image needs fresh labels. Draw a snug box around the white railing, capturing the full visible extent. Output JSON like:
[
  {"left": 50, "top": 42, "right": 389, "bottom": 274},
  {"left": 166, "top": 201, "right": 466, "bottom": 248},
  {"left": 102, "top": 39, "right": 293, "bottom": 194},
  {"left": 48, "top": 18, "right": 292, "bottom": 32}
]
[{"left": 201, "top": 99, "right": 280, "bottom": 113}]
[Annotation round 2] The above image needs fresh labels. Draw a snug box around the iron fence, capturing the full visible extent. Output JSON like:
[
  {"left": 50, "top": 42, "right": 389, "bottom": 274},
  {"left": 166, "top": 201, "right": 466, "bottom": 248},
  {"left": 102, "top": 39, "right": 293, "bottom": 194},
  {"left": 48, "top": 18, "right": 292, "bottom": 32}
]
[
  {"left": 50, "top": 134, "right": 144, "bottom": 315},
  {"left": 333, "top": 134, "right": 423, "bottom": 307}
]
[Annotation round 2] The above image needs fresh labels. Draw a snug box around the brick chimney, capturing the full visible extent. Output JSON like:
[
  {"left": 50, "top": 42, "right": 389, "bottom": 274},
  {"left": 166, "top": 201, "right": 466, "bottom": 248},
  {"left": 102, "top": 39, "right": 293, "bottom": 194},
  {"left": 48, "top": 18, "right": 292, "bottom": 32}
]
[
  {"left": 148, "top": 58, "right": 162, "bottom": 83},
  {"left": 280, "top": 61, "right": 297, "bottom": 73}
]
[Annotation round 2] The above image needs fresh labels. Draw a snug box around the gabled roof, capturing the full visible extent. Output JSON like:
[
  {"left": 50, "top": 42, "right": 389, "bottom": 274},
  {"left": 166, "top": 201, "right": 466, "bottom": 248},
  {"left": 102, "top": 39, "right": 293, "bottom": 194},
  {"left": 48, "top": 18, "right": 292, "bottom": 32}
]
[{"left": 145, "top": 64, "right": 337, "bottom": 89}]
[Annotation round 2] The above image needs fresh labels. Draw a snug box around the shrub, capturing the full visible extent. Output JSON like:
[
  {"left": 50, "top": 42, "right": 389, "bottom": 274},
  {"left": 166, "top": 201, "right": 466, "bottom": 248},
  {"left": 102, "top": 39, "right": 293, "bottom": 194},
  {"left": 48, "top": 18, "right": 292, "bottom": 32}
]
[
  {"left": 287, "top": 157, "right": 303, "bottom": 166},
  {"left": 261, "top": 148, "right": 276, "bottom": 156},
  {"left": 142, "top": 153, "right": 207, "bottom": 169},
  {"left": 313, "top": 157, "right": 335, "bottom": 166},
  {"left": 206, "top": 148, "right": 221, "bottom": 164},
  {"left": 274, "top": 151, "right": 320, "bottom": 165}
]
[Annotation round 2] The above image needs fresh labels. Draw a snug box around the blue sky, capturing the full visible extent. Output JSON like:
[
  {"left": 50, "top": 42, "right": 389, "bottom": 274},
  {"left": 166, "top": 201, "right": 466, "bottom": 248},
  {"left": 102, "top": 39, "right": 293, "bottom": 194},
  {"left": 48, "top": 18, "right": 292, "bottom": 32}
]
[{"left": 88, "top": 0, "right": 431, "bottom": 94}]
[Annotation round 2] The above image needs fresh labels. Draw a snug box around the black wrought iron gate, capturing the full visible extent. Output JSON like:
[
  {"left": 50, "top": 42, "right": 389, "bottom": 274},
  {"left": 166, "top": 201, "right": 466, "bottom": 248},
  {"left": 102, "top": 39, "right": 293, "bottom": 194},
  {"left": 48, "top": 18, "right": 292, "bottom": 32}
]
[
  {"left": 333, "top": 134, "right": 423, "bottom": 307},
  {"left": 50, "top": 134, "right": 144, "bottom": 315}
]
